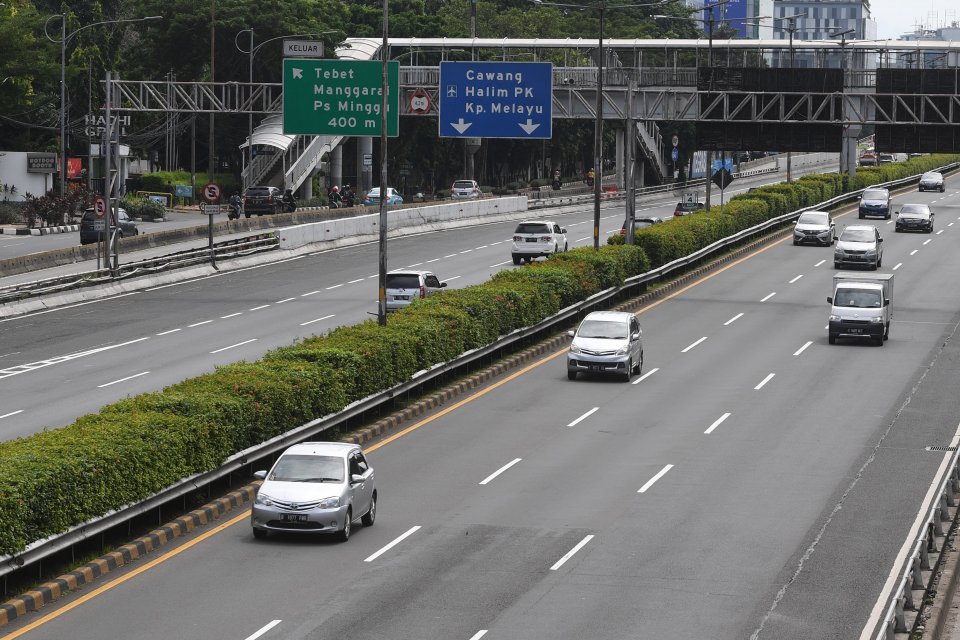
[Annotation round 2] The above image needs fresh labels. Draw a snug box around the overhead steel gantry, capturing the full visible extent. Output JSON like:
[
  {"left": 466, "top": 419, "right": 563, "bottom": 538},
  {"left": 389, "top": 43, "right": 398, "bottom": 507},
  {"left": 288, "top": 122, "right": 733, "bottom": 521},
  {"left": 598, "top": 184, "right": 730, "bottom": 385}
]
[{"left": 106, "top": 37, "right": 960, "bottom": 127}]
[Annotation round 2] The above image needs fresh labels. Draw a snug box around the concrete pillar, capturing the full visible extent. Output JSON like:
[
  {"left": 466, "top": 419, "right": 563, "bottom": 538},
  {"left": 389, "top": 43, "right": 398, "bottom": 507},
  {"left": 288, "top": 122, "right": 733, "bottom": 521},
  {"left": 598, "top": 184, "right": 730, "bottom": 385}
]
[
  {"left": 331, "top": 144, "right": 343, "bottom": 190},
  {"left": 302, "top": 172, "right": 313, "bottom": 200},
  {"left": 466, "top": 138, "right": 481, "bottom": 181},
  {"left": 358, "top": 137, "right": 373, "bottom": 192},
  {"left": 615, "top": 127, "right": 625, "bottom": 188}
]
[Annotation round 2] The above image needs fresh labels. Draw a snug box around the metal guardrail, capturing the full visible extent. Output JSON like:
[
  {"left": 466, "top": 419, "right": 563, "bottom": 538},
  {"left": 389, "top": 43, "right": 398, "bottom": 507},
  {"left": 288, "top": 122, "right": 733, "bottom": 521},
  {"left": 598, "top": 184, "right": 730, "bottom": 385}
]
[
  {"left": 0, "top": 234, "right": 278, "bottom": 304},
  {"left": 3, "top": 163, "right": 957, "bottom": 594}
]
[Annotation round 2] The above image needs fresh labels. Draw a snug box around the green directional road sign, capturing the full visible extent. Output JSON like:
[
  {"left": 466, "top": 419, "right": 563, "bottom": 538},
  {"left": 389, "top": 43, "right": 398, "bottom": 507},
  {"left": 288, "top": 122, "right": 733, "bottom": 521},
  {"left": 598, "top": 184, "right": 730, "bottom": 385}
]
[{"left": 283, "top": 59, "right": 399, "bottom": 137}]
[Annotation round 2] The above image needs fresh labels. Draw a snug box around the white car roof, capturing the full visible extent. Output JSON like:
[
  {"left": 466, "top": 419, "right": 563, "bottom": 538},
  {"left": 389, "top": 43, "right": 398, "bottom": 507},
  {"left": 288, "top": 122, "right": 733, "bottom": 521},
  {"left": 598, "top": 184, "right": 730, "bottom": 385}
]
[
  {"left": 842, "top": 224, "right": 877, "bottom": 232},
  {"left": 281, "top": 442, "right": 359, "bottom": 457},
  {"left": 583, "top": 311, "right": 634, "bottom": 322}
]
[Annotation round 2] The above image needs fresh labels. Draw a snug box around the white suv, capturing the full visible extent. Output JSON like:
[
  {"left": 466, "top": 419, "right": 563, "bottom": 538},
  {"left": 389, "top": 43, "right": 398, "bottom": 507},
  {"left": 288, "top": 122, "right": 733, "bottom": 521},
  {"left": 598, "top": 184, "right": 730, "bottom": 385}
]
[
  {"left": 451, "top": 179, "right": 482, "bottom": 199},
  {"left": 511, "top": 220, "right": 568, "bottom": 264}
]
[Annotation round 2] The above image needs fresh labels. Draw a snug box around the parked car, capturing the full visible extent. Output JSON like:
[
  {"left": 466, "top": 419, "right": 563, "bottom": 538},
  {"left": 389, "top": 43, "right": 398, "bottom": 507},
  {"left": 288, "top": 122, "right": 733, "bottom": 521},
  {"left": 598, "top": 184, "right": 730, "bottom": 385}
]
[
  {"left": 385, "top": 270, "right": 447, "bottom": 312},
  {"left": 511, "top": 220, "right": 568, "bottom": 264},
  {"left": 620, "top": 216, "right": 663, "bottom": 234},
  {"left": 858, "top": 188, "right": 891, "bottom": 220},
  {"left": 251, "top": 442, "right": 376, "bottom": 542},
  {"left": 363, "top": 187, "right": 403, "bottom": 206},
  {"left": 242, "top": 186, "right": 282, "bottom": 217},
  {"left": 834, "top": 225, "right": 883, "bottom": 270},
  {"left": 450, "top": 179, "right": 482, "bottom": 199},
  {"left": 918, "top": 171, "right": 945, "bottom": 192},
  {"left": 79, "top": 207, "right": 138, "bottom": 245},
  {"left": 895, "top": 203, "right": 934, "bottom": 233},
  {"left": 792, "top": 210, "right": 835, "bottom": 246},
  {"left": 566, "top": 310, "right": 643, "bottom": 382},
  {"left": 674, "top": 201, "right": 705, "bottom": 217}
]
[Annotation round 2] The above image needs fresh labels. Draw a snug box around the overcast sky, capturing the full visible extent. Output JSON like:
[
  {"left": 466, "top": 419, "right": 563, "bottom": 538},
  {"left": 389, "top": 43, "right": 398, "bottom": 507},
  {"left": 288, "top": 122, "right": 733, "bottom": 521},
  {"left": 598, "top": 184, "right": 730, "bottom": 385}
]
[{"left": 870, "top": 0, "right": 959, "bottom": 39}]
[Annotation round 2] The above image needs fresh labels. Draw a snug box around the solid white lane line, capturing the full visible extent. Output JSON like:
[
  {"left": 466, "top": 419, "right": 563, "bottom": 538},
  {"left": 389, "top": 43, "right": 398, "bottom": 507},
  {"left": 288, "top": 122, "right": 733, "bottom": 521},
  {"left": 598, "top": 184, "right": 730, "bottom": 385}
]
[
  {"left": 275, "top": 297, "right": 296, "bottom": 304},
  {"left": 426, "top": 258, "right": 441, "bottom": 263},
  {"left": 789, "top": 274, "right": 803, "bottom": 284},
  {"left": 682, "top": 337, "right": 708, "bottom": 353},
  {"left": 364, "top": 525, "right": 422, "bottom": 562},
  {"left": 704, "top": 413, "right": 731, "bottom": 435},
  {"left": 632, "top": 367, "right": 659, "bottom": 385},
  {"left": 937, "top": 230, "right": 944, "bottom": 235},
  {"left": 479, "top": 458, "right": 523, "bottom": 485},
  {"left": 761, "top": 292, "right": 776, "bottom": 302},
  {"left": 188, "top": 320, "right": 213, "bottom": 327},
  {"left": 793, "top": 341, "right": 813, "bottom": 356},
  {"left": 550, "top": 534, "right": 595, "bottom": 571},
  {"left": 923, "top": 239, "right": 932, "bottom": 245},
  {"left": 210, "top": 339, "right": 257, "bottom": 354},
  {"left": 348, "top": 278, "right": 365, "bottom": 284},
  {"left": 325, "top": 284, "right": 343, "bottom": 290},
  {"left": 724, "top": 313, "right": 744, "bottom": 325},
  {"left": 814, "top": 259, "right": 826, "bottom": 267},
  {"left": 754, "top": 373, "right": 775, "bottom": 390},
  {"left": 443, "top": 276, "right": 462, "bottom": 282},
  {"left": 567, "top": 407, "right": 600, "bottom": 427},
  {"left": 156, "top": 328, "right": 182, "bottom": 336},
  {"left": 98, "top": 371, "right": 150, "bottom": 388},
  {"left": 249, "top": 305, "right": 270, "bottom": 311},
  {"left": 301, "top": 291, "right": 321, "bottom": 297},
  {"left": 893, "top": 263, "right": 902, "bottom": 271},
  {"left": 220, "top": 313, "right": 242, "bottom": 319},
  {"left": 638, "top": 464, "right": 674, "bottom": 493},
  {"left": 468, "top": 631, "right": 489, "bottom": 640},
  {"left": 490, "top": 261, "right": 512, "bottom": 267},
  {"left": 300, "top": 314, "right": 335, "bottom": 326},
  {"left": 0, "top": 410, "right": 24, "bottom": 420},
  {"left": 243, "top": 619, "right": 282, "bottom": 640},
  {"left": 910, "top": 249, "right": 919, "bottom": 255}
]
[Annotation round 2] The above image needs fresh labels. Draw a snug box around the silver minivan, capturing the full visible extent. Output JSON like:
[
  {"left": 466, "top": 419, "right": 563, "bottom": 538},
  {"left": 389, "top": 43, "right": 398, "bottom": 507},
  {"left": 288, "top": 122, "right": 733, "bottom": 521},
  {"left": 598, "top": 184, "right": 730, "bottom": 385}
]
[
  {"left": 834, "top": 225, "right": 883, "bottom": 270},
  {"left": 385, "top": 270, "right": 446, "bottom": 311},
  {"left": 566, "top": 311, "right": 643, "bottom": 381}
]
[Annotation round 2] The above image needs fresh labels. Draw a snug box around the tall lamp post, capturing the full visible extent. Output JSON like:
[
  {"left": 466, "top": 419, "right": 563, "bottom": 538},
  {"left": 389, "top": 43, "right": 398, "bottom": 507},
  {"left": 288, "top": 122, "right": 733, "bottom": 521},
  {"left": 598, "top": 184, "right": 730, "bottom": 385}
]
[
  {"left": 775, "top": 11, "right": 807, "bottom": 183},
  {"left": 45, "top": 13, "right": 161, "bottom": 198},
  {"left": 532, "top": 0, "right": 667, "bottom": 250},
  {"left": 378, "top": 0, "right": 389, "bottom": 326},
  {"left": 829, "top": 28, "right": 856, "bottom": 177},
  {"left": 235, "top": 29, "right": 337, "bottom": 189}
]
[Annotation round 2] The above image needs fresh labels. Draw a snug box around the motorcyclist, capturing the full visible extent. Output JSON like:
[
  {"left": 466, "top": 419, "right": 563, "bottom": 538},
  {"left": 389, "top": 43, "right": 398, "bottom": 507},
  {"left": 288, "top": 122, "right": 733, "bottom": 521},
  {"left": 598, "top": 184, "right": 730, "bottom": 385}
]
[
  {"left": 586, "top": 167, "right": 595, "bottom": 187},
  {"left": 282, "top": 189, "right": 296, "bottom": 213},
  {"left": 228, "top": 192, "right": 242, "bottom": 220},
  {"left": 552, "top": 169, "right": 562, "bottom": 190},
  {"left": 328, "top": 185, "right": 342, "bottom": 208},
  {"left": 341, "top": 184, "right": 355, "bottom": 207}
]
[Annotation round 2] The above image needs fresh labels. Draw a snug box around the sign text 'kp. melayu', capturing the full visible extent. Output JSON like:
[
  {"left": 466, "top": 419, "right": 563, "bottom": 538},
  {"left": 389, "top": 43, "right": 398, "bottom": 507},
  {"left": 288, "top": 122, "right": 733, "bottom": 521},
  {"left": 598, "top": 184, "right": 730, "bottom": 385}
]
[
  {"left": 283, "top": 59, "right": 399, "bottom": 137},
  {"left": 439, "top": 62, "right": 552, "bottom": 139}
]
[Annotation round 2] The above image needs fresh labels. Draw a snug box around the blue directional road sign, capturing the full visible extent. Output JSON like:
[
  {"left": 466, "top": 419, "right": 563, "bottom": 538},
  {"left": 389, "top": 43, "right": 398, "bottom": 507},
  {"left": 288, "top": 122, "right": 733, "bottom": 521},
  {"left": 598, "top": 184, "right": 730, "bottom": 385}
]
[
  {"left": 439, "top": 62, "right": 552, "bottom": 139},
  {"left": 711, "top": 158, "right": 734, "bottom": 175}
]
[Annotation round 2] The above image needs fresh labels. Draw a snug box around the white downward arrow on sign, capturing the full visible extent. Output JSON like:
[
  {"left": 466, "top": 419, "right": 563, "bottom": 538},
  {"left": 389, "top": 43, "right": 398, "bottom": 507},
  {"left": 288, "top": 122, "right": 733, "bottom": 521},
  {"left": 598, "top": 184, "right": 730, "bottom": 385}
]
[
  {"left": 519, "top": 119, "right": 540, "bottom": 135},
  {"left": 451, "top": 118, "right": 472, "bottom": 134},
  {"left": 292, "top": 68, "right": 303, "bottom": 79}
]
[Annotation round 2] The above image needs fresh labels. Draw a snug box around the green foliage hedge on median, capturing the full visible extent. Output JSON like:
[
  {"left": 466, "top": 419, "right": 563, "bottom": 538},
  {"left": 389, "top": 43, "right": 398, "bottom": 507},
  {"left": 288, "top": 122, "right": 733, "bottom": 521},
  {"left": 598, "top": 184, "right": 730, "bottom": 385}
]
[{"left": 0, "top": 244, "right": 649, "bottom": 555}]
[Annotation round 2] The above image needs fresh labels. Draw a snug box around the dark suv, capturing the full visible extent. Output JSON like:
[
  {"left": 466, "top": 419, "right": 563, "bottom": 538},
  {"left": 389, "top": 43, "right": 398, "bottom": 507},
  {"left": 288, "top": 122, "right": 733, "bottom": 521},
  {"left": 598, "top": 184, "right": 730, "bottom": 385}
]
[
  {"left": 79, "top": 207, "right": 138, "bottom": 245},
  {"left": 242, "top": 186, "right": 282, "bottom": 217}
]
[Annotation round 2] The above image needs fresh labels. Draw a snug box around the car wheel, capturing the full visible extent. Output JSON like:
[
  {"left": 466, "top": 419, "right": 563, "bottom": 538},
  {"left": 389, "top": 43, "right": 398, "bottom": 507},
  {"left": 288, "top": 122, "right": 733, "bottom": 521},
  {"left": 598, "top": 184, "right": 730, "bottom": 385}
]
[
  {"left": 793, "top": 239, "right": 799, "bottom": 246},
  {"left": 928, "top": 227, "right": 934, "bottom": 234},
  {"left": 834, "top": 262, "right": 841, "bottom": 269},
  {"left": 828, "top": 333, "right": 837, "bottom": 345},
  {"left": 512, "top": 255, "right": 521, "bottom": 265},
  {"left": 361, "top": 492, "right": 377, "bottom": 527},
  {"left": 874, "top": 335, "right": 884, "bottom": 346},
  {"left": 117, "top": 230, "right": 124, "bottom": 239},
  {"left": 884, "top": 323, "right": 890, "bottom": 340},
  {"left": 245, "top": 213, "right": 251, "bottom": 219},
  {"left": 942, "top": 186, "right": 946, "bottom": 193},
  {"left": 858, "top": 213, "right": 864, "bottom": 219},
  {"left": 554, "top": 244, "right": 559, "bottom": 254},
  {"left": 567, "top": 370, "right": 577, "bottom": 381},
  {"left": 252, "top": 527, "right": 268, "bottom": 540},
  {"left": 622, "top": 360, "right": 632, "bottom": 382},
  {"left": 564, "top": 242, "right": 568, "bottom": 252},
  {"left": 337, "top": 508, "right": 352, "bottom": 542},
  {"left": 633, "top": 352, "right": 643, "bottom": 374}
]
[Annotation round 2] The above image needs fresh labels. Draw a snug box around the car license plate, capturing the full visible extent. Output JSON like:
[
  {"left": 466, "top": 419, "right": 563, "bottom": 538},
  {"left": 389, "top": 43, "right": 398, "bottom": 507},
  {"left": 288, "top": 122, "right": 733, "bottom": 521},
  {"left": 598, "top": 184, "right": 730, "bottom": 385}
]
[
  {"left": 848, "top": 328, "right": 863, "bottom": 334},
  {"left": 397, "top": 295, "right": 409, "bottom": 301},
  {"left": 590, "top": 365, "right": 603, "bottom": 371},
  {"left": 281, "top": 513, "right": 307, "bottom": 522},
  {"left": 525, "top": 238, "right": 537, "bottom": 243}
]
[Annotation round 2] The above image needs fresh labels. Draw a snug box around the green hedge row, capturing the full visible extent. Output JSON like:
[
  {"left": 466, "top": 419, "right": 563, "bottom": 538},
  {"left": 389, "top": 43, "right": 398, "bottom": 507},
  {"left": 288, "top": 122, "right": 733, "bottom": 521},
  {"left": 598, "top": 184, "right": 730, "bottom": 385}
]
[
  {"left": 0, "top": 244, "right": 649, "bottom": 555},
  {"left": 608, "top": 155, "right": 960, "bottom": 268}
]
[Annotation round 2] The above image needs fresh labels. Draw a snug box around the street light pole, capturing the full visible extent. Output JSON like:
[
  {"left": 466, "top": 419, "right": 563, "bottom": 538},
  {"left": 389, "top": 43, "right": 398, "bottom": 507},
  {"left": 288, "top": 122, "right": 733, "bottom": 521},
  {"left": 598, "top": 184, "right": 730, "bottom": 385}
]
[
  {"left": 45, "top": 13, "right": 161, "bottom": 198},
  {"left": 378, "top": 0, "right": 389, "bottom": 326}
]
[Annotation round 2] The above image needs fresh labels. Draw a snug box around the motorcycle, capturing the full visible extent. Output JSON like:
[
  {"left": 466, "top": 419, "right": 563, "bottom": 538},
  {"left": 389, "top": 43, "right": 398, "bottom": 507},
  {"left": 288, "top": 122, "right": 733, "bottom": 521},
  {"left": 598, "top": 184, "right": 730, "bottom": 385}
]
[
  {"left": 281, "top": 191, "right": 297, "bottom": 213},
  {"left": 227, "top": 197, "right": 242, "bottom": 220},
  {"left": 552, "top": 179, "right": 562, "bottom": 190}
]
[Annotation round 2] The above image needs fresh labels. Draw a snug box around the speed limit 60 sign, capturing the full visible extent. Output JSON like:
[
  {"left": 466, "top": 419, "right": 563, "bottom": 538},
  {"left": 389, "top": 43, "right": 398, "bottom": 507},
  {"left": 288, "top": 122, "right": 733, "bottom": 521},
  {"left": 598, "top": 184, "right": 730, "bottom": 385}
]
[{"left": 202, "top": 182, "right": 222, "bottom": 203}]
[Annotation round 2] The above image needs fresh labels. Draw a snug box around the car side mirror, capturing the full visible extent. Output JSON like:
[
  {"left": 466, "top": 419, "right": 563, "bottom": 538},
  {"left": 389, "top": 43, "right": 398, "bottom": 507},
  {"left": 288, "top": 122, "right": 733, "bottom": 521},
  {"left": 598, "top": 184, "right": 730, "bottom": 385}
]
[
  {"left": 631, "top": 332, "right": 641, "bottom": 341},
  {"left": 567, "top": 330, "right": 575, "bottom": 338},
  {"left": 884, "top": 299, "right": 890, "bottom": 307},
  {"left": 878, "top": 237, "right": 883, "bottom": 243},
  {"left": 827, "top": 296, "right": 833, "bottom": 304},
  {"left": 253, "top": 470, "right": 267, "bottom": 480},
  {"left": 351, "top": 474, "right": 364, "bottom": 484},
  {"left": 561, "top": 228, "right": 567, "bottom": 234},
  {"left": 440, "top": 282, "right": 448, "bottom": 288}
]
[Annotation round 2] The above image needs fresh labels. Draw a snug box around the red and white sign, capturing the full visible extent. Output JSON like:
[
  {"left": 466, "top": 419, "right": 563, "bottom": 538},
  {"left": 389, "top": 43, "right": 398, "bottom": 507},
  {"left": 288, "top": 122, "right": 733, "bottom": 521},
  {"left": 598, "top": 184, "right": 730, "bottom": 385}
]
[
  {"left": 409, "top": 89, "right": 432, "bottom": 115},
  {"left": 202, "top": 182, "right": 222, "bottom": 203},
  {"left": 94, "top": 196, "right": 107, "bottom": 218},
  {"left": 671, "top": 135, "right": 679, "bottom": 148}
]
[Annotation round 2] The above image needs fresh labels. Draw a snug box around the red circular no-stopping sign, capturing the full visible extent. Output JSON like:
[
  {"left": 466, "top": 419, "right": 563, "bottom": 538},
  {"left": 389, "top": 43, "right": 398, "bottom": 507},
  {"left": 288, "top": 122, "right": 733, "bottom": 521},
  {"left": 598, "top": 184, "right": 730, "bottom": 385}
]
[
  {"left": 202, "top": 182, "right": 222, "bottom": 203},
  {"left": 94, "top": 196, "right": 107, "bottom": 218}
]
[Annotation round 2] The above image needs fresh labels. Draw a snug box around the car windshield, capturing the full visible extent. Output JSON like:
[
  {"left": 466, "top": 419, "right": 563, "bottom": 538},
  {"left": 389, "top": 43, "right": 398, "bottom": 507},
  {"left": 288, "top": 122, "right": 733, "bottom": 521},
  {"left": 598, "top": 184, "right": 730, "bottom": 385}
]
[
  {"left": 515, "top": 223, "right": 551, "bottom": 234},
  {"left": 453, "top": 181, "right": 475, "bottom": 189},
  {"left": 577, "top": 319, "right": 628, "bottom": 339},
  {"left": 863, "top": 190, "right": 887, "bottom": 201},
  {"left": 899, "top": 205, "right": 929, "bottom": 217},
  {"left": 841, "top": 229, "right": 875, "bottom": 243},
  {"left": 386, "top": 274, "right": 420, "bottom": 289},
  {"left": 635, "top": 218, "right": 658, "bottom": 229},
  {"left": 269, "top": 454, "right": 344, "bottom": 483},
  {"left": 922, "top": 173, "right": 940, "bottom": 180},
  {"left": 797, "top": 212, "right": 828, "bottom": 225},
  {"left": 836, "top": 289, "right": 882, "bottom": 308}
]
